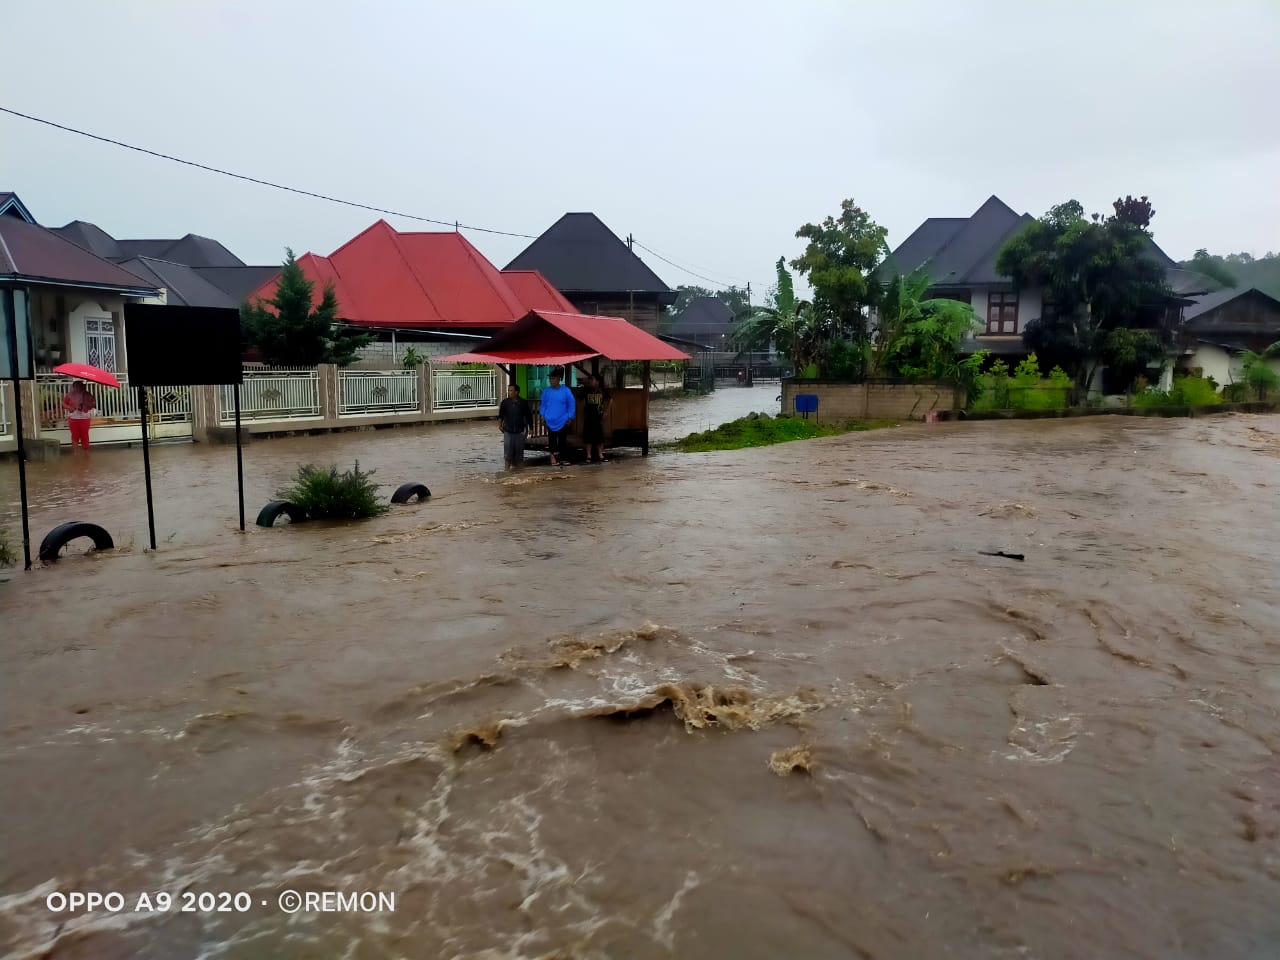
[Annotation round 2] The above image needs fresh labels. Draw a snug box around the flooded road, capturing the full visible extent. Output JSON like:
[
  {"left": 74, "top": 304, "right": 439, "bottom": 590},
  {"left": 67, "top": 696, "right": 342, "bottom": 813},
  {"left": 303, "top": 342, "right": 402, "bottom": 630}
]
[{"left": 2, "top": 401, "right": 1279, "bottom": 959}]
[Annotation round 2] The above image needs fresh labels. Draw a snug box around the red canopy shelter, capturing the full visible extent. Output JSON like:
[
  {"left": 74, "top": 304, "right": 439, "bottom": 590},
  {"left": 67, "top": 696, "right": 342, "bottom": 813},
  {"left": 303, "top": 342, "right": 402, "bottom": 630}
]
[
  {"left": 437, "top": 309, "right": 688, "bottom": 366},
  {"left": 439, "top": 310, "right": 688, "bottom": 457}
]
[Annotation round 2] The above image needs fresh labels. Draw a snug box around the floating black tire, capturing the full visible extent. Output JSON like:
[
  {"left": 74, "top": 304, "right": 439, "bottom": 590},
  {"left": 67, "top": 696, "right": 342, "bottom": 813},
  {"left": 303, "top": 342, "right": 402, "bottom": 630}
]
[
  {"left": 391, "top": 482, "right": 431, "bottom": 504},
  {"left": 256, "top": 500, "right": 308, "bottom": 527},
  {"left": 39, "top": 521, "right": 115, "bottom": 563}
]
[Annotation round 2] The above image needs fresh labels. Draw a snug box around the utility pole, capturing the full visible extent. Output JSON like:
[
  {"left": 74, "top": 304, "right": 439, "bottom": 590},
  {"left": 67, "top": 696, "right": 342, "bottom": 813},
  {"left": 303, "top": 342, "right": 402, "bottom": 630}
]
[
  {"left": 626, "top": 234, "right": 636, "bottom": 325},
  {"left": 745, "top": 281, "right": 753, "bottom": 387}
]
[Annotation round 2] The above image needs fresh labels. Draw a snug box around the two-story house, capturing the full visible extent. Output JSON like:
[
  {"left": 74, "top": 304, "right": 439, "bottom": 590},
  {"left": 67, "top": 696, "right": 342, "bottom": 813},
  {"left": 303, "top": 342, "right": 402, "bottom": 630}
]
[{"left": 883, "top": 196, "right": 1220, "bottom": 387}]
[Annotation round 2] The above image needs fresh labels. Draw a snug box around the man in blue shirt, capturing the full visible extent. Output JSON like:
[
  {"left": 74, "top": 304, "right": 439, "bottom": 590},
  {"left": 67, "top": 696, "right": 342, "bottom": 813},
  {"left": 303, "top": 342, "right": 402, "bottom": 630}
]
[{"left": 539, "top": 369, "right": 576, "bottom": 466}]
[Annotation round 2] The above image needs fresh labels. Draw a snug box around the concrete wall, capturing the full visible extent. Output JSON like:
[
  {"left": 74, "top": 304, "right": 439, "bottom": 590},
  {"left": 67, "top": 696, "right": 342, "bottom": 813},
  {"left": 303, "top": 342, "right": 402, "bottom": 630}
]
[
  {"left": 781, "top": 380, "right": 962, "bottom": 421},
  {"left": 1180, "top": 344, "right": 1280, "bottom": 388}
]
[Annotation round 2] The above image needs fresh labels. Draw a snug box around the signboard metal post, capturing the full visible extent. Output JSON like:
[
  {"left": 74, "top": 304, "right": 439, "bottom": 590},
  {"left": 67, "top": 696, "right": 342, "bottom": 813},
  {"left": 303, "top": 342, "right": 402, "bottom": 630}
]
[{"left": 2, "top": 286, "right": 32, "bottom": 569}]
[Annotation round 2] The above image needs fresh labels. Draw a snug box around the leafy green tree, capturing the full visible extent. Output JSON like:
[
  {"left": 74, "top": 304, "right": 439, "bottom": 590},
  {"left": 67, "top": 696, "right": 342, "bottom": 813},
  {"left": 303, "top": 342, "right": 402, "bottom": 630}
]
[
  {"left": 790, "top": 199, "right": 888, "bottom": 378},
  {"left": 996, "top": 197, "right": 1171, "bottom": 392},
  {"left": 242, "top": 250, "right": 373, "bottom": 366}
]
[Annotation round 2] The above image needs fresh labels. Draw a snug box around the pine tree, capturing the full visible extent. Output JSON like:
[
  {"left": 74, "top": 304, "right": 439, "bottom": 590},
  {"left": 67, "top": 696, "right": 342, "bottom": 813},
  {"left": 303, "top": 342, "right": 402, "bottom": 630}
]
[{"left": 241, "top": 249, "right": 373, "bottom": 366}]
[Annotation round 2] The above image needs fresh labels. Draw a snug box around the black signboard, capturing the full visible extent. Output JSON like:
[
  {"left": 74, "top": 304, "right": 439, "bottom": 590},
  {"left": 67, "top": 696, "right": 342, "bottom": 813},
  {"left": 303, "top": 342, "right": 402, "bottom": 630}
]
[{"left": 124, "top": 304, "right": 243, "bottom": 386}]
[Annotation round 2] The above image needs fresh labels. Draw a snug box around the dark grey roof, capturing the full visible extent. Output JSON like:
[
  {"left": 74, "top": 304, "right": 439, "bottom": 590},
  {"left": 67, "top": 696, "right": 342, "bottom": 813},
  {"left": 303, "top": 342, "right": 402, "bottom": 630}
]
[
  {"left": 881, "top": 217, "right": 965, "bottom": 278},
  {"left": 505, "top": 213, "right": 674, "bottom": 303},
  {"left": 0, "top": 192, "right": 35, "bottom": 222},
  {"left": 890, "top": 195, "right": 1191, "bottom": 292},
  {"left": 922, "top": 196, "right": 1026, "bottom": 285},
  {"left": 1183, "top": 286, "right": 1280, "bottom": 325},
  {"left": 668, "top": 296, "right": 734, "bottom": 338},
  {"left": 116, "top": 239, "right": 174, "bottom": 260},
  {"left": 196, "top": 265, "right": 281, "bottom": 301},
  {"left": 117, "top": 257, "right": 239, "bottom": 308},
  {"left": 156, "top": 234, "right": 245, "bottom": 268},
  {"left": 55, "top": 220, "right": 125, "bottom": 260},
  {"left": 1166, "top": 268, "right": 1222, "bottom": 298}
]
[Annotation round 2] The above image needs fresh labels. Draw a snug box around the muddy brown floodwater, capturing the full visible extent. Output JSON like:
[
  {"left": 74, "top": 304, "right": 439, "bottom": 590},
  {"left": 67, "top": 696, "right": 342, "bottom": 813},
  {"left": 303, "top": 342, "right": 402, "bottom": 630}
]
[{"left": 2, "top": 400, "right": 1279, "bottom": 959}]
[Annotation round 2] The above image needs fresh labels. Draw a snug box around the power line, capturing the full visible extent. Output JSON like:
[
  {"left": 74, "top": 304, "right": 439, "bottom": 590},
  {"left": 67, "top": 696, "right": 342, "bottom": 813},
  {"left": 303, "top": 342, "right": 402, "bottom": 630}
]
[
  {"left": 0, "top": 105, "right": 537, "bottom": 239},
  {"left": 631, "top": 239, "right": 747, "bottom": 290},
  {"left": 2, "top": 104, "right": 769, "bottom": 289}
]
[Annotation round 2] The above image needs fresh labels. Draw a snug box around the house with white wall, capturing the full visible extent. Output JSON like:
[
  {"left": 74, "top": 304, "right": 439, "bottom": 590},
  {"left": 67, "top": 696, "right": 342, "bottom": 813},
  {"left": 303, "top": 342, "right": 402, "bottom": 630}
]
[
  {"left": 883, "top": 196, "right": 1221, "bottom": 388},
  {"left": 1176, "top": 286, "right": 1280, "bottom": 387}
]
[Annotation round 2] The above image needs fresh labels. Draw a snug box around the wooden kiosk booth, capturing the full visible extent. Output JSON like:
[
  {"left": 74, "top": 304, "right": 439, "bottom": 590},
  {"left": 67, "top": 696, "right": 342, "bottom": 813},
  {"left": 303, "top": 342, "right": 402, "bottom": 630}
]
[{"left": 440, "top": 309, "right": 687, "bottom": 457}]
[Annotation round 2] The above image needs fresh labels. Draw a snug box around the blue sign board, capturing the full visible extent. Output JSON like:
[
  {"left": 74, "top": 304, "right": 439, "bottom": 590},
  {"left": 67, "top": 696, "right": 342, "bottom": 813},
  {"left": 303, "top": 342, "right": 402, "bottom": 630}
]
[{"left": 795, "top": 393, "right": 819, "bottom": 415}]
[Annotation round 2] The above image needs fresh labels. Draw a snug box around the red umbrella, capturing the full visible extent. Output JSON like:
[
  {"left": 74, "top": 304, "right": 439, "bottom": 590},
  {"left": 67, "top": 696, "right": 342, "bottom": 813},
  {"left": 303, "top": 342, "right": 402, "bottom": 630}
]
[{"left": 52, "top": 362, "right": 121, "bottom": 389}]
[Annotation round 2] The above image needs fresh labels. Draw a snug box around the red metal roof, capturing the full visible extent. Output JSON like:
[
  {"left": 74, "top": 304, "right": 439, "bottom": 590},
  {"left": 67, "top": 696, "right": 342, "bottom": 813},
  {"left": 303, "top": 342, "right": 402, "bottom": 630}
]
[
  {"left": 500, "top": 270, "right": 579, "bottom": 314},
  {"left": 438, "top": 310, "right": 689, "bottom": 364},
  {"left": 245, "top": 220, "right": 545, "bottom": 328}
]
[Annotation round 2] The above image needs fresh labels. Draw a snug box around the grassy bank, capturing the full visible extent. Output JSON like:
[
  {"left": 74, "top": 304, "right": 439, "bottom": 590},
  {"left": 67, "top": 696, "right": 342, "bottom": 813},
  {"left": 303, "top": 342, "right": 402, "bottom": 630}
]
[{"left": 671, "top": 413, "right": 898, "bottom": 452}]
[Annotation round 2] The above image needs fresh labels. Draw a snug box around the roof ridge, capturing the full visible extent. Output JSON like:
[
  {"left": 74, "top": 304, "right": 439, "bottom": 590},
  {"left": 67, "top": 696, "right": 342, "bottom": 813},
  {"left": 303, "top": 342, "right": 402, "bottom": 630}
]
[
  {"left": 454, "top": 232, "right": 526, "bottom": 317},
  {"left": 382, "top": 223, "right": 444, "bottom": 319}
]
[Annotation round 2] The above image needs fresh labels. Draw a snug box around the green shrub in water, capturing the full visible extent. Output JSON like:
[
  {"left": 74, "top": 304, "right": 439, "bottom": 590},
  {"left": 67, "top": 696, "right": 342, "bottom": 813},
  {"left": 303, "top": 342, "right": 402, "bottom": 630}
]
[
  {"left": 0, "top": 529, "right": 15, "bottom": 568},
  {"left": 277, "top": 461, "right": 388, "bottom": 520},
  {"left": 1131, "top": 375, "right": 1221, "bottom": 408}
]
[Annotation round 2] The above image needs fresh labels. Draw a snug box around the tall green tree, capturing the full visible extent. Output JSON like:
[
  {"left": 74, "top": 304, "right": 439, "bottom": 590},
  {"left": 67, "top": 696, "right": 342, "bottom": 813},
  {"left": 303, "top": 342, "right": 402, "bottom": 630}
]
[
  {"left": 996, "top": 196, "right": 1171, "bottom": 392},
  {"left": 242, "top": 250, "right": 373, "bottom": 366},
  {"left": 789, "top": 199, "right": 888, "bottom": 378}
]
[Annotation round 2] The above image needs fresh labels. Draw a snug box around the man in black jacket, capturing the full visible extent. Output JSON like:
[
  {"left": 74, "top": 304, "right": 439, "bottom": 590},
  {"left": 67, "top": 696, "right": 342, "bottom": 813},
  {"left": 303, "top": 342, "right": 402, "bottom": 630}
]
[{"left": 497, "top": 383, "right": 532, "bottom": 470}]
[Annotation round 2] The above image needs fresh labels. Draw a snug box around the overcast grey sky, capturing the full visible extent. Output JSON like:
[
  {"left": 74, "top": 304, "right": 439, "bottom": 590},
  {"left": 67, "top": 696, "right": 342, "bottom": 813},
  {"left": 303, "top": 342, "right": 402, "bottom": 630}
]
[{"left": 2, "top": 0, "right": 1277, "bottom": 294}]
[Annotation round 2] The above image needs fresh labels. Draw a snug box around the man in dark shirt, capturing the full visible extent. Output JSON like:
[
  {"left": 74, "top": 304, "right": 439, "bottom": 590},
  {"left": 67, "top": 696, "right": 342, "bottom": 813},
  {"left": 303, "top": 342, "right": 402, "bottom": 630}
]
[
  {"left": 582, "top": 374, "right": 610, "bottom": 463},
  {"left": 497, "top": 383, "right": 532, "bottom": 470}
]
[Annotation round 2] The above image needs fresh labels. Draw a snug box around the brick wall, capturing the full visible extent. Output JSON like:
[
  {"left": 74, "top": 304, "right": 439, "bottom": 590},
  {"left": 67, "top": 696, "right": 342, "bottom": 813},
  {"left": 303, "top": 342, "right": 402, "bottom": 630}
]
[{"left": 781, "top": 380, "right": 962, "bottom": 421}]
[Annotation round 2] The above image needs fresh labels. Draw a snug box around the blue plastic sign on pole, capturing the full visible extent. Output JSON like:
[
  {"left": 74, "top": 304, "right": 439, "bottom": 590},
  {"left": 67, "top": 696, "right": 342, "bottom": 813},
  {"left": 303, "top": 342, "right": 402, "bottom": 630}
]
[{"left": 795, "top": 393, "right": 819, "bottom": 419}]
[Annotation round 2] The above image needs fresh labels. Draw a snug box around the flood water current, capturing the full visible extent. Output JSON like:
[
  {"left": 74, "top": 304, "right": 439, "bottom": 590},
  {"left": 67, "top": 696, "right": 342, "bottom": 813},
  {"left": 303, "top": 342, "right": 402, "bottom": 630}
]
[{"left": 2, "top": 385, "right": 1279, "bottom": 959}]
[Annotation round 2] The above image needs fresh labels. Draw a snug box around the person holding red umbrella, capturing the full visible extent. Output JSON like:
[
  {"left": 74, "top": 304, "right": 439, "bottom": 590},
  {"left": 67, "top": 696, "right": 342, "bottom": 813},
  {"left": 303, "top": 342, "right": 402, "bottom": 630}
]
[{"left": 63, "top": 380, "right": 97, "bottom": 449}]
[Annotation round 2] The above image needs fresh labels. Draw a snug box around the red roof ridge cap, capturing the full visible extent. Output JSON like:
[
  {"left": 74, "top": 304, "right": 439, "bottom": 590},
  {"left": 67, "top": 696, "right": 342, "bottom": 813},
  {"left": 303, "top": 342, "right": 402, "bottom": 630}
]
[{"left": 384, "top": 223, "right": 444, "bottom": 319}]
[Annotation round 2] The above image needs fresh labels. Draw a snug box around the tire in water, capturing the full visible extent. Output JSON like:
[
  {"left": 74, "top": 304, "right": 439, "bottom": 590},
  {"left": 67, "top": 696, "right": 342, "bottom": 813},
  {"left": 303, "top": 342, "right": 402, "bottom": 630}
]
[
  {"left": 256, "top": 500, "right": 308, "bottom": 527},
  {"left": 38, "top": 521, "right": 115, "bottom": 563},
  {"left": 391, "top": 482, "right": 431, "bottom": 504}
]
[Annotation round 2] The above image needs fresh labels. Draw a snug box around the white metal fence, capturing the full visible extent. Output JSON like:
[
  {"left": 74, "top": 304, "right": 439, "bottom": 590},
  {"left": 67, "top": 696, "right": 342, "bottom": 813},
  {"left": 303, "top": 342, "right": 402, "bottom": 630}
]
[
  {"left": 338, "top": 369, "right": 419, "bottom": 416},
  {"left": 0, "top": 385, "right": 9, "bottom": 438},
  {"left": 36, "top": 373, "right": 192, "bottom": 426},
  {"left": 220, "top": 370, "right": 321, "bottom": 423},
  {"left": 432, "top": 367, "right": 499, "bottom": 411}
]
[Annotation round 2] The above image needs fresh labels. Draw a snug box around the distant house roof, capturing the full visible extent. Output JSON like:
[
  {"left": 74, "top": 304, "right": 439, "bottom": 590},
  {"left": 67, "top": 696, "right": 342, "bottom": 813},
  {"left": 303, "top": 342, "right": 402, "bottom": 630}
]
[
  {"left": 887, "top": 195, "right": 1188, "bottom": 290},
  {"left": 505, "top": 213, "right": 675, "bottom": 303},
  {"left": 1166, "top": 268, "right": 1221, "bottom": 298},
  {"left": 196, "top": 265, "right": 283, "bottom": 302},
  {"left": 0, "top": 192, "right": 35, "bottom": 223},
  {"left": 115, "top": 234, "right": 245, "bottom": 268},
  {"left": 117, "top": 257, "right": 238, "bottom": 308},
  {"left": 500, "top": 270, "right": 579, "bottom": 314},
  {"left": 0, "top": 218, "right": 158, "bottom": 295},
  {"left": 1182, "top": 286, "right": 1280, "bottom": 331},
  {"left": 667, "top": 296, "right": 735, "bottom": 339},
  {"left": 245, "top": 220, "right": 535, "bottom": 329},
  {"left": 53, "top": 221, "right": 247, "bottom": 269},
  {"left": 55, "top": 220, "right": 124, "bottom": 259},
  {"left": 438, "top": 309, "right": 689, "bottom": 365}
]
